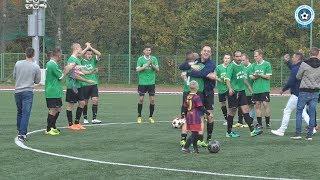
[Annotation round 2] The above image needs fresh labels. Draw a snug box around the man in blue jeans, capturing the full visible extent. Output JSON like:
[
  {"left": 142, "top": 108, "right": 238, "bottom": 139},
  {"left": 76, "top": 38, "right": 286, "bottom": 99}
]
[
  {"left": 13, "top": 47, "right": 41, "bottom": 142},
  {"left": 291, "top": 47, "right": 320, "bottom": 140}
]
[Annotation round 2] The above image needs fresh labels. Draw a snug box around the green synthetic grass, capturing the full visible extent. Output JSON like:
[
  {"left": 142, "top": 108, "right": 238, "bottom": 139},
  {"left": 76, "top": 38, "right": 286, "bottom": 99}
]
[{"left": 0, "top": 91, "right": 319, "bottom": 180}]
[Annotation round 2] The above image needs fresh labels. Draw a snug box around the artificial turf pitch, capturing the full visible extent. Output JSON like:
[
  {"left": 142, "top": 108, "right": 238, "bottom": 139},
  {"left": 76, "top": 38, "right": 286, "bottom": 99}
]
[{"left": 0, "top": 91, "right": 319, "bottom": 180}]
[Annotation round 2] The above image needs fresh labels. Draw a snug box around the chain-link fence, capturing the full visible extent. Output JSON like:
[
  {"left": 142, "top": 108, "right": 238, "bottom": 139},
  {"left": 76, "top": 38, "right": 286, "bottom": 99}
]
[
  {"left": 1, "top": 1, "right": 319, "bottom": 58},
  {"left": 0, "top": 0, "right": 315, "bottom": 88},
  {"left": 0, "top": 53, "right": 289, "bottom": 88}
]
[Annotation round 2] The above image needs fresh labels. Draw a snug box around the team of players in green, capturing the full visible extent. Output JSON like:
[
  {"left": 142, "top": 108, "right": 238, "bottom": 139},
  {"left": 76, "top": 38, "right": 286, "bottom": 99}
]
[
  {"left": 216, "top": 50, "right": 272, "bottom": 138},
  {"left": 44, "top": 43, "right": 159, "bottom": 135},
  {"left": 43, "top": 43, "right": 272, "bottom": 144},
  {"left": 44, "top": 43, "right": 101, "bottom": 135},
  {"left": 178, "top": 49, "right": 272, "bottom": 148}
]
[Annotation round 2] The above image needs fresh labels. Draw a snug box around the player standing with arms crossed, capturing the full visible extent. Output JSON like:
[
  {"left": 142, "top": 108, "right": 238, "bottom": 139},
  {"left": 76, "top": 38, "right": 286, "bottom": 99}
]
[{"left": 251, "top": 49, "right": 272, "bottom": 129}]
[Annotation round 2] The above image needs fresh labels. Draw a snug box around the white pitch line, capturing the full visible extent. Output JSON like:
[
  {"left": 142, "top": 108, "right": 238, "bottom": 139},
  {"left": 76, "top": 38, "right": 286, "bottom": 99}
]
[
  {"left": 14, "top": 122, "right": 300, "bottom": 180},
  {"left": 0, "top": 88, "right": 290, "bottom": 96}
]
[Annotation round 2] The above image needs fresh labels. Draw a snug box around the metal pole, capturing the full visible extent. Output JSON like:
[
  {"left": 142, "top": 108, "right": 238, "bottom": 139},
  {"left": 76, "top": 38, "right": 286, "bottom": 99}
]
[
  {"left": 32, "top": 9, "right": 40, "bottom": 64},
  {"left": 128, "top": 0, "right": 132, "bottom": 84},
  {"left": 108, "top": 53, "right": 111, "bottom": 83},
  {"left": 56, "top": 0, "right": 62, "bottom": 49},
  {"left": 280, "top": 59, "right": 283, "bottom": 87},
  {"left": 310, "top": 0, "right": 314, "bottom": 49},
  {"left": 174, "top": 55, "right": 177, "bottom": 83},
  {"left": 215, "top": 0, "right": 220, "bottom": 64},
  {"left": 0, "top": 0, "right": 7, "bottom": 53},
  {"left": 42, "top": 35, "right": 45, "bottom": 68},
  {"left": 0, "top": 54, "right": 3, "bottom": 81}
]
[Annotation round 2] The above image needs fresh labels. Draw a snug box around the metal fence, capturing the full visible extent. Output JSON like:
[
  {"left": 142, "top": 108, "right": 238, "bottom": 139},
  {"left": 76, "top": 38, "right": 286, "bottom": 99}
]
[{"left": 0, "top": 53, "right": 289, "bottom": 87}]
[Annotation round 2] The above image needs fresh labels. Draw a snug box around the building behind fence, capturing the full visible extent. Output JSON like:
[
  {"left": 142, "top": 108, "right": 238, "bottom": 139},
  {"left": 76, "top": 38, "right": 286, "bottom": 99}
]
[{"left": 0, "top": 53, "right": 289, "bottom": 87}]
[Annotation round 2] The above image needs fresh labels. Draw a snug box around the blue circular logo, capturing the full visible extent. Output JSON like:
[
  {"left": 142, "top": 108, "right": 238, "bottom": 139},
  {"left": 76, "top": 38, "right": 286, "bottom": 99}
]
[{"left": 295, "top": 5, "right": 315, "bottom": 26}]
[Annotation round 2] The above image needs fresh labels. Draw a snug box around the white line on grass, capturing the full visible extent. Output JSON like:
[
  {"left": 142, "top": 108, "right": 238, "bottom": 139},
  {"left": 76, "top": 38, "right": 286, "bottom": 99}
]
[
  {"left": 14, "top": 121, "right": 300, "bottom": 180},
  {"left": 0, "top": 88, "right": 290, "bottom": 96}
]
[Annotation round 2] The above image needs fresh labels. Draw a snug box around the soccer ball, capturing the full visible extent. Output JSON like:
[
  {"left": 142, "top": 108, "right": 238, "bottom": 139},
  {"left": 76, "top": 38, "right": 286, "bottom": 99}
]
[
  {"left": 171, "top": 117, "right": 185, "bottom": 129},
  {"left": 207, "top": 140, "right": 220, "bottom": 153},
  {"left": 301, "top": 11, "right": 309, "bottom": 20}
]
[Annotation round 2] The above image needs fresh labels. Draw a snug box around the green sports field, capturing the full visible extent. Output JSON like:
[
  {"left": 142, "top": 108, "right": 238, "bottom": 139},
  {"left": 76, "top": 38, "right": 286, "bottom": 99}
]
[{"left": 0, "top": 91, "right": 319, "bottom": 180}]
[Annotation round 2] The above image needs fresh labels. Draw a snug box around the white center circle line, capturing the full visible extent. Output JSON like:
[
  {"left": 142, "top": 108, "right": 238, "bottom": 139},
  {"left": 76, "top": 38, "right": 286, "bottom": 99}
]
[{"left": 14, "top": 121, "right": 300, "bottom": 180}]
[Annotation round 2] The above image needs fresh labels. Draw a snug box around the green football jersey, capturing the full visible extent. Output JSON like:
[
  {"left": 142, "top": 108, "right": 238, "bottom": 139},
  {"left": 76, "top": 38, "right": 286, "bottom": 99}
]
[
  {"left": 251, "top": 60, "right": 272, "bottom": 94},
  {"left": 66, "top": 55, "right": 81, "bottom": 89},
  {"left": 45, "top": 60, "right": 63, "bottom": 98},
  {"left": 182, "top": 63, "right": 205, "bottom": 93},
  {"left": 244, "top": 63, "right": 254, "bottom": 96},
  {"left": 225, "top": 61, "right": 246, "bottom": 92},
  {"left": 136, "top": 55, "right": 159, "bottom": 85},
  {"left": 80, "top": 57, "right": 98, "bottom": 87},
  {"left": 215, "top": 64, "right": 228, "bottom": 94}
]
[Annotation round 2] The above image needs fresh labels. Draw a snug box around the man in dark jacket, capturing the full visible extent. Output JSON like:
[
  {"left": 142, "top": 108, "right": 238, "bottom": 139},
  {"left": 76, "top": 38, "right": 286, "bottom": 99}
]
[
  {"left": 292, "top": 47, "right": 320, "bottom": 140},
  {"left": 271, "top": 53, "right": 312, "bottom": 136},
  {"left": 179, "top": 45, "right": 216, "bottom": 146}
]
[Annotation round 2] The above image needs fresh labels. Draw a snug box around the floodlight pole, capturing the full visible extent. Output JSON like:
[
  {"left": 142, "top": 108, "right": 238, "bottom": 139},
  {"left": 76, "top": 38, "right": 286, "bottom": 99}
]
[
  {"left": 32, "top": 9, "right": 40, "bottom": 65},
  {"left": 310, "top": 0, "right": 314, "bottom": 49},
  {"left": 215, "top": 0, "right": 220, "bottom": 65},
  {"left": 128, "top": 0, "right": 132, "bottom": 84},
  {"left": 0, "top": 0, "right": 7, "bottom": 53},
  {"left": 26, "top": 1, "right": 47, "bottom": 65}
]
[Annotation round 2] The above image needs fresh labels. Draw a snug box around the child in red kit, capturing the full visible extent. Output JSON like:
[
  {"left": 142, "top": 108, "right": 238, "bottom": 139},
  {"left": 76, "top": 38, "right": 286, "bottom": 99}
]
[{"left": 181, "top": 80, "right": 211, "bottom": 153}]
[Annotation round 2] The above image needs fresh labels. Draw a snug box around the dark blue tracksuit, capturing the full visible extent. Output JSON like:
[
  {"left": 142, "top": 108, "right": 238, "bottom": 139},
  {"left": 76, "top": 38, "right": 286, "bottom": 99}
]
[
  {"left": 179, "top": 58, "right": 216, "bottom": 96},
  {"left": 282, "top": 61, "right": 301, "bottom": 96}
]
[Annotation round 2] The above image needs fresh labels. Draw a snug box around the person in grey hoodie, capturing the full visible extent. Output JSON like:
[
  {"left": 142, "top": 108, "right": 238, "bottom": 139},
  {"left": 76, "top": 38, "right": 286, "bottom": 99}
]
[
  {"left": 291, "top": 47, "right": 320, "bottom": 140},
  {"left": 13, "top": 47, "right": 41, "bottom": 142}
]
